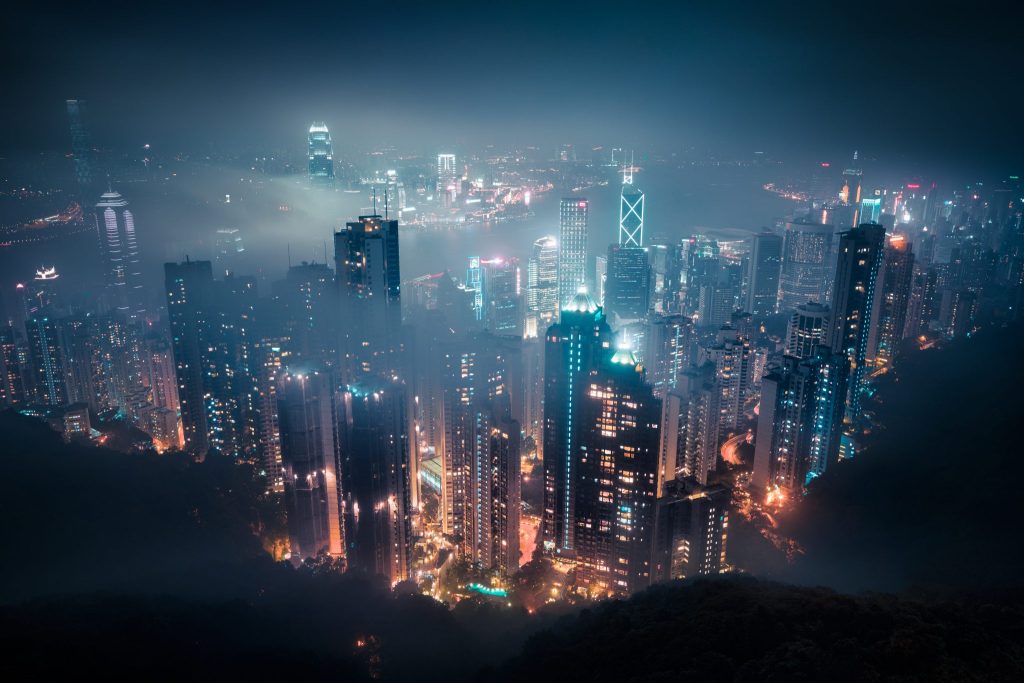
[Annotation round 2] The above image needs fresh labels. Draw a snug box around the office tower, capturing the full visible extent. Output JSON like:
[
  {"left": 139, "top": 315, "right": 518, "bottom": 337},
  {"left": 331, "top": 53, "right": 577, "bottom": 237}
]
[
  {"left": 594, "top": 255, "right": 608, "bottom": 306},
  {"left": 618, "top": 168, "right": 644, "bottom": 247},
  {"left": 278, "top": 369, "right": 344, "bottom": 560},
  {"left": 682, "top": 236, "right": 721, "bottom": 316},
  {"left": 480, "top": 257, "right": 522, "bottom": 336},
  {"left": 334, "top": 215, "right": 402, "bottom": 380},
  {"left": 604, "top": 244, "right": 651, "bottom": 325},
  {"left": 165, "top": 260, "right": 214, "bottom": 457},
  {"left": 466, "top": 257, "right": 484, "bottom": 321},
  {"left": 525, "top": 236, "right": 559, "bottom": 338},
  {"left": 339, "top": 377, "right": 414, "bottom": 584},
  {"left": 840, "top": 152, "right": 864, "bottom": 227},
  {"left": 786, "top": 302, "right": 830, "bottom": 359},
  {"left": 643, "top": 314, "right": 693, "bottom": 399},
  {"left": 868, "top": 235, "right": 915, "bottom": 364},
  {"left": 308, "top": 122, "right": 334, "bottom": 188},
  {"left": 557, "top": 198, "right": 589, "bottom": 307},
  {"left": 440, "top": 340, "right": 520, "bottom": 573},
  {"left": 26, "top": 315, "right": 68, "bottom": 406},
  {"left": 66, "top": 99, "right": 95, "bottom": 194},
  {"left": 0, "top": 325, "right": 27, "bottom": 408},
  {"left": 699, "top": 327, "right": 754, "bottom": 442},
  {"left": 827, "top": 223, "right": 886, "bottom": 422},
  {"left": 95, "top": 190, "right": 144, "bottom": 318},
  {"left": 745, "top": 231, "right": 783, "bottom": 316},
  {"left": 861, "top": 196, "right": 882, "bottom": 224},
  {"left": 778, "top": 218, "right": 835, "bottom": 312},
  {"left": 437, "top": 153, "right": 457, "bottom": 205},
  {"left": 274, "top": 261, "right": 335, "bottom": 362},
  {"left": 698, "top": 263, "right": 742, "bottom": 329},
  {"left": 253, "top": 340, "right": 289, "bottom": 494},
  {"left": 753, "top": 346, "right": 848, "bottom": 494},
  {"left": 542, "top": 289, "right": 614, "bottom": 554},
  {"left": 573, "top": 347, "right": 661, "bottom": 597},
  {"left": 651, "top": 478, "right": 729, "bottom": 583},
  {"left": 213, "top": 228, "right": 245, "bottom": 275}
]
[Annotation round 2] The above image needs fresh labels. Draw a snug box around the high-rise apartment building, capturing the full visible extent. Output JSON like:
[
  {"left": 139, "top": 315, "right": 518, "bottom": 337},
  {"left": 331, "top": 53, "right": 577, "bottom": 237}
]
[
  {"left": 786, "top": 302, "right": 830, "bottom": 359},
  {"left": 26, "top": 315, "right": 67, "bottom": 406},
  {"left": 752, "top": 346, "right": 848, "bottom": 493},
  {"left": 651, "top": 478, "right": 729, "bottom": 582},
  {"left": 278, "top": 369, "right": 344, "bottom": 560},
  {"left": 868, "top": 234, "right": 914, "bottom": 364}
]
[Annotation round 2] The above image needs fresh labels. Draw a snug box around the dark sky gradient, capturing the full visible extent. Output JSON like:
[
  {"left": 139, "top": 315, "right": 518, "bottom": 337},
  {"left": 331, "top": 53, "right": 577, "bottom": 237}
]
[{"left": 3, "top": 1, "right": 1022, "bottom": 173}]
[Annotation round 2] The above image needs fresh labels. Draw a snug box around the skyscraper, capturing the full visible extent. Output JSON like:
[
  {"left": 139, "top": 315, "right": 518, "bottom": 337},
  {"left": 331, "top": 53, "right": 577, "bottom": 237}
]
[
  {"left": 278, "top": 369, "right": 344, "bottom": 560},
  {"left": 525, "top": 236, "right": 559, "bottom": 338},
  {"left": 253, "top": 340, "right": 290, "bottom": 494},
  {"left": 542, "top": 289, "right": 614, "bottom": 554},
  {"left": 66, "top": 99, "right": 95, "bottom": 194},
  {"left": 338, "top": 377, "right": 414, "bottom": 584},
  {"left": 786, "top": 301, "right": 830, "bottom": 359},
  {"left": 868, "top": 234, "right": 914, "bottom": 364},
  {"left": 651, "top": 478, "right": 729, "bottom": 583},
  {"left": 334, "top": 215, "right": 402, "bottom": 380},
  {"left": 745, "top": 230, "right": 783, "bottom": 316},
  {"left": 0, "top": 325, "right": 27, "bottom": 408},
  {"left": 440, "top": 338, "right": 521, "bottom": 574},
  {"left": 659, "top": 363, "right": 720, "bottom": 489},
  {"left": 165, "top": 260, "right": 214, "bottom": 458},
  {"left": 752, "top": 346, "right": 848, "bottom": 494},
  {"left": 573, "top": 347, "right": 661, "bottom": 597},
  {"left": 699, "top": 326, "right": 754, "bottom": 442},
  {"left": 604, "top": 244, "right": 651, "bottom": 324},
  {"left": 778, "top": 218, "right": 835, "bottom": 312},
  {"left": 618, "top": 168, "right": 644, "bottom": 247},
  {"left": 827, "top": 223, "right": 886, "bottom": 422},
  {"left": 26, "top": 315, "right": 67, "bottom": 406},
  {"left": 308, "top": 123, "right": 334, "bottom": 188},
  {"left": 642, "top": 314, "right": 693, "bottom": 399},
  {"left": 480, "top": 257, "right": 522, "bottom": 336},
  {"left": 557, "top": 198, "right": 589, "bottom": 307},
  {"left": 437, "top": 153, "right": 457, "bottom": 206},
  {"left": 95, "top": 190, "right": 144, "bottom": 318}
]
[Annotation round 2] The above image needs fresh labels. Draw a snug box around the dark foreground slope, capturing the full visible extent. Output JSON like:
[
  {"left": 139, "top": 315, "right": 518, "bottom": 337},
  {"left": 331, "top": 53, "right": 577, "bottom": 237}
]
[{"left": 495, "top": 577, "right": 1024, "bottom": 683}]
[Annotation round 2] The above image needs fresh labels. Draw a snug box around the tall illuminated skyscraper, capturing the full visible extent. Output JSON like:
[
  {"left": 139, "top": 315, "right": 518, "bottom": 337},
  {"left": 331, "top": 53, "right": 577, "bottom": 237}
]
[
  {"left": 480, "top": 257, "right": 521, "bottom": 336},
  {"left": 840, "top": 151, "right": 864, "bottom": 227},
  {"left": 745, "top": 230, "right": 783, "bottom": 316},
  {"left": 440, "top": 338, "right": 521, "bottom": 575},
  {"left": 27, "top": 315, "right": 67, "bottom": 406},
  {"left": 334, "top": 214, "right": 402, "bottom": 380},
  {"left": 339, "top": 377, "right": 414, "bottom": 584},
  {"left": 574, "top": 346, "right": 660, "bottom": 597},
  {"left": 786, "top": 301, "right": 830, "bottom": 359},
  {"left": 557, "top": 198, "right": 589, "bottom": 307},
  {"left": 278, "top": 369, "right": 344, "bottom": 560},
  {"left": 526, "top": 236, "right": 559, "bottom": 338},
  {"left": 753, "top": 346, "right": 848, "bottom": 493},
  {"left": 618, "top": 162, "right": 644, "bottom": 247},
  {"left": 437, "top": 153, "right": 457, "bottom": 205},
  {"left": 66, "top": 99, "right": 95, "bottom": 194},
  {"left": 308, "top": 122, "right": 334, "bottom": 188},
  {"left": 543, "top": 290, "right": 613, "bottom": 554},
  {"left": 95, "top": 190, "right": 144, "bottom": 317},
  {"left": 868, "top": 234, "right": 915, "bottom": 365},
  {"left": 604, "top": 244, "right": 651, "bottom": 324},
  {"left": 778, "top": 218, "right": 835, "bottom": 312},
  {"left": 827, "top": 223, "right": 886, "bottom": 422}
]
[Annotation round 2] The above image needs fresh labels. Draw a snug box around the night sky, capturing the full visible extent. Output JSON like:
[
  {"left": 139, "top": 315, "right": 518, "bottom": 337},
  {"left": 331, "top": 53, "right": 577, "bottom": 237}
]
[{"left": 4, "top": 1, "right": 1021, "bottom": 173}]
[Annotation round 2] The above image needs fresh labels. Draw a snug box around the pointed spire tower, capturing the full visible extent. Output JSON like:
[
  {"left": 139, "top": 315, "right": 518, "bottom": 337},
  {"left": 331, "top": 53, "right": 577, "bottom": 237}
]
[{"left": 618, "top": 151, "right": 644, "bottom": 246}]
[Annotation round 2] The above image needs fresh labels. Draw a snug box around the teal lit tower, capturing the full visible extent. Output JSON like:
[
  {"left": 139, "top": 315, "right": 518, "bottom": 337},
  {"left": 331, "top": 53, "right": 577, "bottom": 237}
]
[
  {"left": 308, "top": 122, "right": 334, "bottom": 188},
  {"left": 618, "top": 155, "right": 644, "bottom": 247}
]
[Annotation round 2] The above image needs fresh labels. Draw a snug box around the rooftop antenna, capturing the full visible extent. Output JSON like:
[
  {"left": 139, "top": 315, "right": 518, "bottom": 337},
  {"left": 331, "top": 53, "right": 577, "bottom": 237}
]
[
  {"left": 372, "top": 186, "right": 378, "bottom": 216},
  {"left": 287, "top": 243, "right": 292, "bottom": 269},
  {"left": 623, "top": 150, "right": 634, "bottom": 185},
  {"left": 384, "top": 185, "right": 390, "bottom": 219}
]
